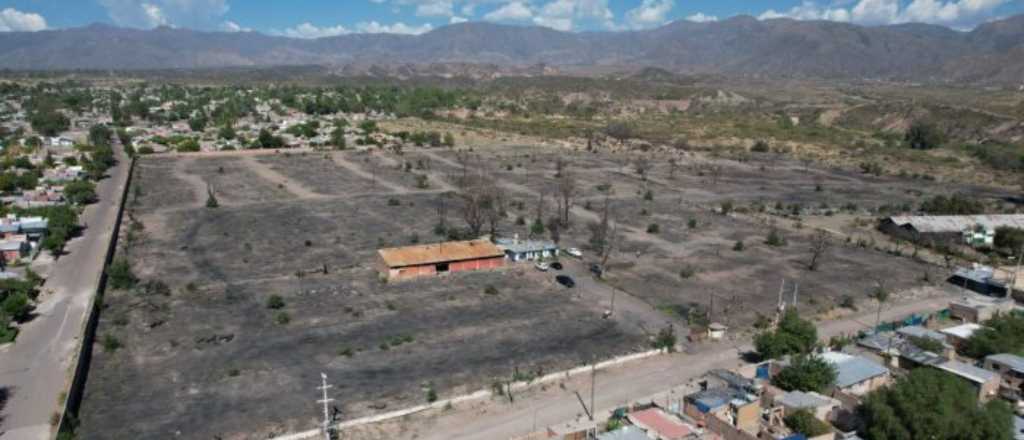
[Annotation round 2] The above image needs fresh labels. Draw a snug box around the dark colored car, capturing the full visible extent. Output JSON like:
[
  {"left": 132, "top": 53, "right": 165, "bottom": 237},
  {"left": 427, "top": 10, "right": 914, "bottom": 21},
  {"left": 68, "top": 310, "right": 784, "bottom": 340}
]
[
  {"left": 550, "top": 262, "right": 564, "bottom": 270},
  {"left": 555, "top": 275, "right": 575, "bottom": 288}
]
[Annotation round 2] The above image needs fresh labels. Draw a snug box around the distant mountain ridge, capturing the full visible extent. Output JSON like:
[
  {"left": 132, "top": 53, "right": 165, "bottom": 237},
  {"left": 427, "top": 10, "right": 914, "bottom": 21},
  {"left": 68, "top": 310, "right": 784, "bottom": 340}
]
[{"left": 2, "top": 15, "right": 1024, "bottom": 83}]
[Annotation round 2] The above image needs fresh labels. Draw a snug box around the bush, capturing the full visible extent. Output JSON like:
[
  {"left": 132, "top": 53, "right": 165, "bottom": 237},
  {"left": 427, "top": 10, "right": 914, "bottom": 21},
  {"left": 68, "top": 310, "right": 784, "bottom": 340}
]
[
  {"left": 102, "top": 334, "right": 122, "bottom": 353},
  {"left": 765, "top": 228, "right": 787, "bottom": 247},
  {"left": 64, "top": 180, "right": 98, "bottom": 205},
  {"left": 784, "top": 409, "right": 832, "bottom": 437},
  {"left": 751, "top": 140, "right": 770, "bottom": 152},
  {"left": 387, "top": 198, "right": 401, "bottom": 206},
  {"left": 772, "top": 355, "right": 837, "bottom": 393},
  {"left": 905, "top": 121, "right": 944, "bottom": 150},
  {"left": 426, "top": 386, "right": 438, "bottom": 403},
  {"left": 679, "top": 265, "right": 697, "bottom": 279},
  {"left": 733, "top": 240, "right": 745, "bottom": 251},
  {"left": 484, "top": 285, "right": 499, "bottom": 295},
  {"left": 106, "top": 258, "right": 137, "bottom": 290},
  {"left": 754, "top": 309, "right": 817, "bottom": 359},
  {"left": 652, "top": 325, "right": 676, "bottom": 352},
  {"left": 643, "top": 190, "right": 653, "bottom": 201},
  {"left": 274, "top": 311, "right": 291, "bottom": 325},
  {"left": 646, "top": 223, "right": 660, "bottom": 234},
  {"left": 919, "top": 194, "right": 983, "bottom": 215},
  {"left": 266, "top": 294, "right": 285, "bottom": 310},
  {"left": 687, "top": 218, "right": 698, "bottom": 229}
]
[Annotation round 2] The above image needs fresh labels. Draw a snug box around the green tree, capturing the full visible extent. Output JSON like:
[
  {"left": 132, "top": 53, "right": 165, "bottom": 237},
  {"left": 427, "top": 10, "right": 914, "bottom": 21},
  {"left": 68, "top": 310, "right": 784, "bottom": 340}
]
[
  {"left": 772, "top": 355, "right": 837, "bottom": 393},
  {"left": 63, "top": 180, "right": 98, "bottom": 205},
  {"left": 859, "top": 368, "right": 1013, "bottom": 440},
  {"left": 919, "top": 194, "right": 983, "bottom": 215},
  {"left": 443, "top": 132, "right": 455, "bottom": 147},
  {"left": 330, "top": 126, "right": 347, "bottom": 150},
  {"left": 1, "top": 292, "right": 32, "bottom": 322},
  {"left": 257, "top": 129, "right": 285, "bottom": 149},
  {"left": 88, "top": 124, "right": 113, "bottom": 147},
  {"left": 218, "top": 125, "right": 236, "bottom": 140},
  {"left": 784, "top": 409, "right": 832, "bottom": 437},
  {"left": 963, "top": 312, "right": 1024, "bottom": 359},
  {"left": 754, "top": 309, "right": 818, "bottom": 359},
  {"left": 994, "top": 227, "right": 1024, "bottom": 252}
]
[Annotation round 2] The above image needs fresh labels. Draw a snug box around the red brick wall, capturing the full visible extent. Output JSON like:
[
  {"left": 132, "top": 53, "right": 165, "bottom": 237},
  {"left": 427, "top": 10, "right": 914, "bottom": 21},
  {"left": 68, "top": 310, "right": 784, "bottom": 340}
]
[
  {"left": 386, "top": 256, "right": 504, "bottom": 281},
  {"left": 451, "top": 257, "right": 504, "bottom": 272}
]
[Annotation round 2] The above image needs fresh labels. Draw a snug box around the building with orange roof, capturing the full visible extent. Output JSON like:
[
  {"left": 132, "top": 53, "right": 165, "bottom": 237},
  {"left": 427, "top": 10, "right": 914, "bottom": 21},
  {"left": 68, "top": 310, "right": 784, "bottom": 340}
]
[{"left": 376, "top": 238, "right": 505, "bottom": 281}]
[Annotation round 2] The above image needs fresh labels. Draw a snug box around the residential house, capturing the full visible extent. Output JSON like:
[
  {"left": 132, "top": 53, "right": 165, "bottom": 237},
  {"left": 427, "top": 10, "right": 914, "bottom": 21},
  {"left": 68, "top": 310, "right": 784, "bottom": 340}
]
[
  {"left": 940, "top": 323, "right": 983, "bottom": 349},
  {"left": 984, "top": 354, "right": 1024, "bottom": 400},
  {"left": 598, "top": 426, "right": 655, "bottom": 440},
  {"left": 495, "top": 236, "right": 560, "bottom": 262},
  {"left": 879, "top": 215, "right": 1024, "bottom": 246},
  {"left": 934, "top": 360, "right": 1000, "bottom": 402},
  {"left": 773, "top": 391, "right": 841, "bottom": 422},
  {"left": 626, "top": 407, "right": 699, "bottom": 440},
  {"left": 0, "top": 238, "right": 28, "bottom": 264},
  {"left": 819, "top": 352, "right": 891, "bottom": 399},
  {"left": 376, "top": 239, "right": 505, "bottom": 281},
  {"left": 950, "top": 295, "right": 1018, "bottom": 323}
]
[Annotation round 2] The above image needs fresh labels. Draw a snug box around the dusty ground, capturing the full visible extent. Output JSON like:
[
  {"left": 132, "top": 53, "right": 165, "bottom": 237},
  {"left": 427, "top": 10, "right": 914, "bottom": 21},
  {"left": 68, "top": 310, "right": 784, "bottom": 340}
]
[{"left": 78, "top": 141, "right": 1012, "bottom": 439}]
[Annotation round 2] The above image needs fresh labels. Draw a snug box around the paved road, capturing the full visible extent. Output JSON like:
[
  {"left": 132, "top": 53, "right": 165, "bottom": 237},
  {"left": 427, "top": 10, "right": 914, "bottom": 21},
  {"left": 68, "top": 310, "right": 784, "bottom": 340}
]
[
  {"left": 0, "top": 146, "right": 129, "bottom": 440},
  {"left": 404, "top": 291, "right": 957, "bottom": 440}
]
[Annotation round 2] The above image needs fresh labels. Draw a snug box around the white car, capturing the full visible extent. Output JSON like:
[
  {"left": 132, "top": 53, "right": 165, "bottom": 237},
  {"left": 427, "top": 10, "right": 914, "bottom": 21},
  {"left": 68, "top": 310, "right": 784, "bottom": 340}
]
[
  {"left": 565, "top": 248, "right": 583, "bottom": 258},
  {"left": 534, "top": 262, "right": 550, "bottom": 271}
]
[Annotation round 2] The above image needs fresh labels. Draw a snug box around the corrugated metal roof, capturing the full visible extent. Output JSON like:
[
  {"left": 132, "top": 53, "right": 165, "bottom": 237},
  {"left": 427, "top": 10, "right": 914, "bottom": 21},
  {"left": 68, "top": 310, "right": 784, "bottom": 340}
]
[
  {"left": 597, "top": 426, "right": 650, "bottom": 440},
  {"left": 378, "top": 239, "right": 504, "bottom": 268},
  {"left": 494, "top": 238, "right": 558, "bottom": 254},
  {"left": 897, "top": 326, "right": 947, "bottom": 342},
  {"left": 936, "top": 360, "right": 999, "bottom": 384},
  {"left": 775, "top": 391, "right": 833, "bottom": 410},
  {"left": 940, "top": 323, "right": 983, "bottom": 339},
  {"left": 627, "top": 408, "right": 692, "bottom": 439},
  {"left": 887, "top": 214, "right": 1024, "bottom": 234},
  {"left": 987, "top": 354, "right": 1024, "bottom": 373},
  {"left": 820, "top": 352, "right": 889, "bottom": 388}
]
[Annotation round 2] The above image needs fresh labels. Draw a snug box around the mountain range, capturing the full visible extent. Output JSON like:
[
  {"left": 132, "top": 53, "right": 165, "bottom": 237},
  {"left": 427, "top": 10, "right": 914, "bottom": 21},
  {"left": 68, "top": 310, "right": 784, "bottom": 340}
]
[{"left": 2, "top": 15, "right": 1024, "bottom": 83}]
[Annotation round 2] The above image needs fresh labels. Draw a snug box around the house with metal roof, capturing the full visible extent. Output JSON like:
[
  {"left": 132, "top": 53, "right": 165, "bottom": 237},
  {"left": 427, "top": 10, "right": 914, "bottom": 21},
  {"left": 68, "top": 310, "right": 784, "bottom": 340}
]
[
  {"left": 940, "top": 323, "right": 983, "bottom": 348},
  {"left": 494, "top": 235, "right": 559, "bottom": 262},
  {"left": 820, "top": 352, "right": 891, "bottom": 396},
  {"left": 597, "top": 426, "right": 651, "bottom": 440},
  {"left": 773, "top": 391, "right": 840, "bottom": 421},
  {"left": 376, "top": 239, "right": 504, "bottom": 281},
  {"left": 935, "top": 360, "right": 1000, "bottom": 401},
  {"left": 880, "top": 214, "right": 1024, "bottom": 246},
  {"left": 985, "top": 354, "right": 1024, "bottom": 400},
  {"left": 626, "top": 408, "right": 697, "bottom": 440}
]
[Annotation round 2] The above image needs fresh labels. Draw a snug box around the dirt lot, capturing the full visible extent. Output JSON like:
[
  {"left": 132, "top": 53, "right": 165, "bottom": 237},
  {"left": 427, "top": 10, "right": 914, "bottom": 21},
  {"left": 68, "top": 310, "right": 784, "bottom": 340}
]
[
  {"left": 79, "top": 143, "right": 1011, "bottom": 439},
  {"left": 78, "top": 152, "right": 647, "bottom": 440}
]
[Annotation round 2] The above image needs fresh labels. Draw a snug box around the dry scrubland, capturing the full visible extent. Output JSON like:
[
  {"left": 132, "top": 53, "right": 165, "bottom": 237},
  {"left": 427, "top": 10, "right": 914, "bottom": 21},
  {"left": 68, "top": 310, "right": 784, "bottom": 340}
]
[{"left": 78, "top": 144, "right": 1009, "bottom": 438}]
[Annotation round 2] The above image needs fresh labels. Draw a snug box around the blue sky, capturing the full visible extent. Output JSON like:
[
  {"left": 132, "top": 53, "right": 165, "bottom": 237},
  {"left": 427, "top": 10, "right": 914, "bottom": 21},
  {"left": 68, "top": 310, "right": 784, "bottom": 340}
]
[{"left": 1, "top": 1, "right": 1022, "bottom": 36}]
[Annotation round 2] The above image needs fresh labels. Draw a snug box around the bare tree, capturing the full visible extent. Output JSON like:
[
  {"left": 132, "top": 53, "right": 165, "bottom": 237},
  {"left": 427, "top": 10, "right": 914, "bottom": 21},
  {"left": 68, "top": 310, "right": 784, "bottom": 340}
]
[
  {"left": 633, "top": 156, "right": 651, "bottom": 179},
  {"left": 707, "top": 164, "right": 723, "bottom": 185},
  {"left": 668, "top": 157, "right": 680, "bottom": 180},
  {"left": 588, "top": 194, "right": 621, "bottom": 275},
  {"left": 483, "top": 184, "right": 507, "bottom": 237},
  {"left": 436, "top": 191, "right": 451, "bottom": 233},
  {"left": 808, "top": 229, "right": 832, "bottom": 271},
  {"left": 555, "top": 166, "right": 577, "bottom": 228}
]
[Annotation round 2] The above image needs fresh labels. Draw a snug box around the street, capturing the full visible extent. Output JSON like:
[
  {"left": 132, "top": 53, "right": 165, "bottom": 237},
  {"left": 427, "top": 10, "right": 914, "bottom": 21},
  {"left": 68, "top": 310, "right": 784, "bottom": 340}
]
[{"left": 0, "top": 146, "right": 129, "bottom": 440}]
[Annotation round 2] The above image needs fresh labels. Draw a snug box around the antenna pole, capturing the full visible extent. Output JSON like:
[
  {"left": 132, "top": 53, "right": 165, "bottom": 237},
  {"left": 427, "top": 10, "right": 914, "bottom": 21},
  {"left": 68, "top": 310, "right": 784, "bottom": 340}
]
[{"left": 318, "top": 373, "right": 335, "bottom": 440}]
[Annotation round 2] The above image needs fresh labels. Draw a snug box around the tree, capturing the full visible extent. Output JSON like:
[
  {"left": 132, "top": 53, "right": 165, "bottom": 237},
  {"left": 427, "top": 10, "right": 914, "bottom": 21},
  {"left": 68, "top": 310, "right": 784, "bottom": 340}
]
[
  {"left": 1, "top": 292, "right": 32, "bottom": 322},
  {"left": 555, "top": 166, "right": 577, "bottom": 227},
  {"left": 88, "top": 124, "right": 113, "bottom": 147},
  {"left": 206, "top": 184, "right": 219, "bottom": 208},
  {"left": 963, "top": 312, "right": 1024, "bottom": 359},
  {"left": 588, "top": 194, "right": 620, "bottom": 273},
  {"left": 443, "top": 132, "right": 455, "bottom": 147},
  {"left": 807, "top": 229, "right": 831, "bottom": 271},
  {"left": 329, "top": 126, "right": 346, "bottom": 150},
  {"left": 218, "top": 124, "right": 236, "bottom": 140},
  {"left": 772, "top": 355, "right": 837, "bottom": 393},
  {"left": 257, "top": 129, "right": 285, "bottom": 149},
  {"left": 859, "top": 368, "right": 1013, "bottom": 440},
  {"left": 652, "top": 325, "right": 676, "bottom": 352},
  {"left": 754, "top": 309, "right": 818, "bottom": 359},
  {"left": 784, "top": 409, "right": 832, "bottom": 437},
  {"left": 905, "top": 121, "right": 944, "bottom": 150},
  {"left": 604, "top": 122, "right": 635, "bottom": 142},
  {"left": 919, "top": 193, "right": 983, "bottom": 215},
  {"left": 765, "top": 227, "right": 787, "bottom": 247},
  {"left": 63, "top": 180, "right": 97, "bottom": 205},
  {"left": 994, "top": 227, "right": 1024, "bottom": 253}
]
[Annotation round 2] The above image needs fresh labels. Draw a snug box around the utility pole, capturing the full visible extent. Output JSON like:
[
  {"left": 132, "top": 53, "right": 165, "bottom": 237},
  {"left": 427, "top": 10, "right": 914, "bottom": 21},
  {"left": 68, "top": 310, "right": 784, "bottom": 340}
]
[
  {"left": 589, "top": 364, "right": 596, "bottom": 422},
  {"left": 610, "top": 286, "right": 617, "bottom": 316},
  {"left": 317, "top": 373, "right": 334, "bottom": 440},
  {"left": 1011, "top": 243, "right": 1024, "bottom": 298}
]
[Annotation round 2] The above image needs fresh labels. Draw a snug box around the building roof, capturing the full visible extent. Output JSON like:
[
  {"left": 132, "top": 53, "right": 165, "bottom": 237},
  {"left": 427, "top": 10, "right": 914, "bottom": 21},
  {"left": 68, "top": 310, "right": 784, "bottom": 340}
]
[
  {"left": 820, "top": 352, "right": 889, "bottom": 389},
  {"left": 775, "top": 391, "right": 834, "bottom": 410},
  {"left": 377, "top": 239, "right": 504, "bottom": 268},
  {"left": 687, "top": 386, "right": 751, "bottom": 412},
  {"left": 494, "top": 237, "right": 558, "bottom": 254},
  {"left": 0, "top": 241, "right": 25, "bottom": 252},
  {"left": 627, "top": 408, "right": 693, "bottom": 440},
  {"left": 897, "top": 326, "right": 947, "bottom": 342},
  {"left": 940, "top": 323, "right": 983, "bottom": 340},
  {"left": 597, "top": 426, "right": 650, "bottom": 440},
  {"left": 936, "top": 360, "right": 999, "bottom": 384},
  {"left": 887, "top": 214, "right": 1024, "bottom": 234},
  {"left": 1014, "top": 415, "right": 1024, "bottom": 440},
  {"left": 987, "top": 354, "right": 1024, "bottom": 373}
]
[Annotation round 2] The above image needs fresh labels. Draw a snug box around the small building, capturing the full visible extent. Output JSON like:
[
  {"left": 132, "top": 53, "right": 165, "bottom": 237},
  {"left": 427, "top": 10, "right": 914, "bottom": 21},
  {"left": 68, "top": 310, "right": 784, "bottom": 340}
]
[
  {"left": 949, "top": 295, "right": 1017, "bottom": 323},
  {"left": 0, "top": 239, "right": 28, "bottom": 264},
  {"left": 495, "top": 236, "right": 559, "bottom": 262},
  {"left": 949, "top": 265, "right": 1008, "bottom": 297},
  {"left": 984, "top": 354, "right": 1024, "bottom": 400},
  {"left": 597, "top": 426, "right": 650, "bottom": 440},
  {"left": 376, "top": 239, "right": 504, "bottom": 281},
  {"left": 940, "top": 323, "right": 983, "bottom": 348},
  {"left": 773, "top": 391, "right": 840, "bottom": 421},
  {"left": 934, "top": 360, "right": 1000, "bottom": 402},
  {"left": 626, "top": 407, "right": 697, "bottom": 440},
  {"left": 880, "top": 214, "right": 1024, "bottom": 246},
  {"left": 820, "top": 352, "right": 891, "bottom": 397},
  {"left": 707, "top": 323, "right": 728, "bottom": 341}
]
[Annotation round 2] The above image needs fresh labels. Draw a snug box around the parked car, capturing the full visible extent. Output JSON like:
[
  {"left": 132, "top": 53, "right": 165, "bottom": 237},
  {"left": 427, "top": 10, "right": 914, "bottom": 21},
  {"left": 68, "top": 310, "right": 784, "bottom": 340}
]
[
  {"left": 550, "top": 262, "right": 563, "bottom": 270},
  {"left": 555, "top": 275, "right": 575, "bottom": 288},
  {"left": 565, "top": 248, "right": 583, "bottom": 258},
  {"left": 534, "top": 262, "right": 550, "bottom": 272},
  {"left": 590, "top": 264, "right": 603, "bottom": 277}
]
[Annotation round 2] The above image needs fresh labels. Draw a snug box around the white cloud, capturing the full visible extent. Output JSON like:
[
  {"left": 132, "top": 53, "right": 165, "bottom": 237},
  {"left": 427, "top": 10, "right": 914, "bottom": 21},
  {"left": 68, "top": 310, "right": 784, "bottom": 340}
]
[
  {"left": 483, "top": 1, "right": 533, "bottom": 21},
  {"left": 356, "top": 21, "right": 434, "bottom": 34},
  {"left": 685, "top": 12, "right": 718, "bottom": 23},
  {"left": 277, "top": 20, "right": 433, "bottom": 39},
  {"left": 0, "top": 8, "right": 48, "bottom": 32},
  {"left": 450, "top": 16, "right": 469, "bottom": 24},
  {"left": 416, "top": 1, "right": 454, "bottom": 17},
  {"left": 626, "top": 0, "right": 675, "bottom": 29},
  {"left": 99, "top": 0, "right": 230, "bottom": 29},
  {"left": 532, "top": 0, "right": 615, "bottom": 31},
  {"left": 758, "top": 0, "right": 1009, "bottom": 27},
  {"left": 220, "top": 20, "right": 250, "bottom": 32}
]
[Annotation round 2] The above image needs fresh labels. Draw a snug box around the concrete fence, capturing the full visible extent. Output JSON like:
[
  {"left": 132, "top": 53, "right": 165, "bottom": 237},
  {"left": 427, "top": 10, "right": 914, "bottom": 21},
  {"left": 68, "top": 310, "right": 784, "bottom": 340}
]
[
  {"left": 272, "top": 348, "right": 666, "bottom": 440},
  {"left": 56, "top": 156, "right": 135, "bottom": 438}
]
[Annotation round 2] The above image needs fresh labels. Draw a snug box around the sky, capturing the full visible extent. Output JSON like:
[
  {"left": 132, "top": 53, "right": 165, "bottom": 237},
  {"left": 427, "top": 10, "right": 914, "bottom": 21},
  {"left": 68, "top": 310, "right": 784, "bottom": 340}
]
[{"left": 0, "top": 0, "right": 1022, "bottom": 37}]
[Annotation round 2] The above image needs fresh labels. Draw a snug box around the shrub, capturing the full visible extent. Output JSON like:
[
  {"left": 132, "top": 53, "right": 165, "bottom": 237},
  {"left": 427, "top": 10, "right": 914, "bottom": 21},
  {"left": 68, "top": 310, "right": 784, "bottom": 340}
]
[
  {"left": 643, "top": 190, "right": 654, "bottom": 201},
  {"left": 679, "top": 265, "right": 697, "bottom": 279},
  {"left": 784, "top": 409, "right": 832, "bottom": 437},
  {"left": 765, "top": 228, "right": 787, "bottom": 247},
  {"left": 687, "top": 218, "right": 698, "bottom": 229},
  {"left": 733, "top": 240, "right": 745, "bottom": 251},
  {"left": 266, "top": 294, "right": 285, "bottom": 310},
  {"left": 387, "top": 198, "right": 401, "bottom": 206},
  {"left": 484, "top": 285, "right": 499, "bottom": 295},
  {"left": 652, "top": 325, "right": 677, "bottom": 352},
  {"left": 426, "top": 386, "right": 438, "bottom": 403},
  {"left": 106, "top": 258, "right": 137, "bottom": 290},
  {"left": 274, "top": 311, "right": 291, "bottom": 325},
  {"left": 646, "top": 223, "right": 660, "bottom": 234},
  {"left": 102, "top": 334, "right": 122, "bottom": 353}
]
